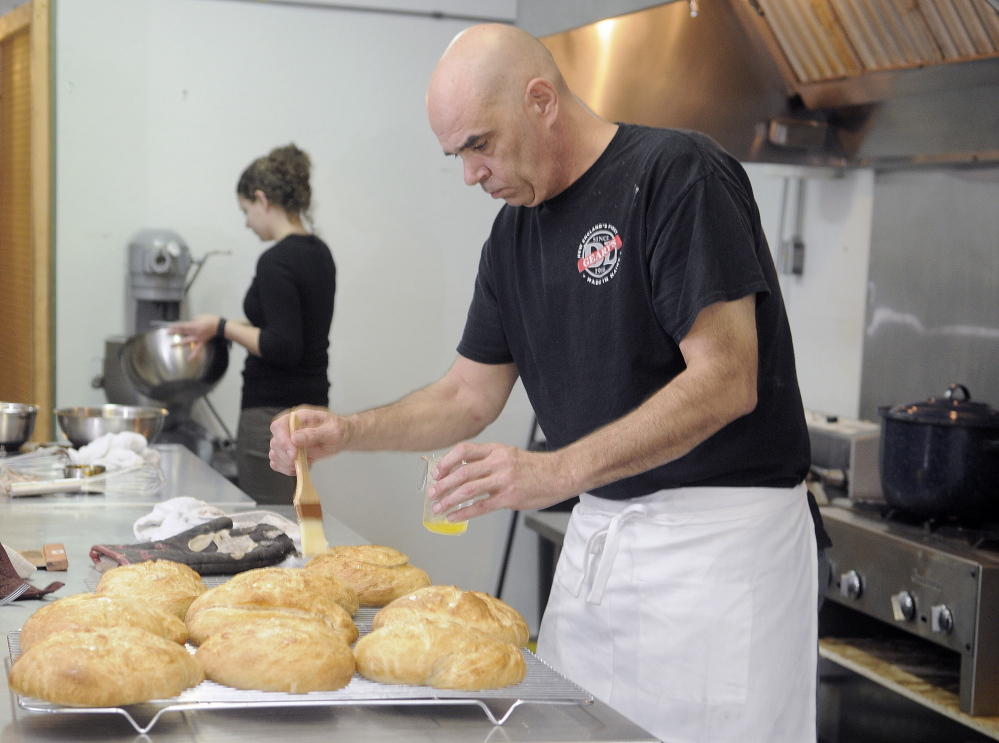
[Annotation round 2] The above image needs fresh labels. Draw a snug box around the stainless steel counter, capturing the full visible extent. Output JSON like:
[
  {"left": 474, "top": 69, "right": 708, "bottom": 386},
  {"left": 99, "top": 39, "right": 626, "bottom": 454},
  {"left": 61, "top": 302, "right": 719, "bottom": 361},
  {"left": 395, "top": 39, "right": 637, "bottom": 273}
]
[
  {"left": 0, "top": 448, "right": 657, "bottom": 743},
  {"left": 1, "top": 444, "right": 255, "bottom": 508}
]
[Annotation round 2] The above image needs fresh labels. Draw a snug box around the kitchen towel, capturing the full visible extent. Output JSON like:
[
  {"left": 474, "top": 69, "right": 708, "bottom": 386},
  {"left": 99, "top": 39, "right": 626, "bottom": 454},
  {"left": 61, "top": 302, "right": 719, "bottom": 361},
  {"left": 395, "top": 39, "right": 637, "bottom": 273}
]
[
  {"left": 2, "top": 544, "right": 36, "bottom": 579},
  {"left": 68, "top": 432, "right": 161, "bottom": 471},
  {"left": 0, "top": 543, "right": 63, "bottom": 601}
]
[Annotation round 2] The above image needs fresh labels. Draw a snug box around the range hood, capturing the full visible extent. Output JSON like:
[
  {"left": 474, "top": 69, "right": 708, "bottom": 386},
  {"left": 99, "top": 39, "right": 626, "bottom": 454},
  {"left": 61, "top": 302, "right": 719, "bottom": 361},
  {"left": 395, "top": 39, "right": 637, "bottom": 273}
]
[{"left": 536, "top": 0, "right": 999, "bottom": 168}]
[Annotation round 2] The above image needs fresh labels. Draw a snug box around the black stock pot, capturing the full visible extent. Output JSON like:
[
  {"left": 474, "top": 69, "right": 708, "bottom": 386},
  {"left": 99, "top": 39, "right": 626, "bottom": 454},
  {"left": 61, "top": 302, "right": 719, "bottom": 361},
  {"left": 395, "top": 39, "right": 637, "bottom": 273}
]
[{"left": 878, "top": 384, "right": 999, "bottom": 521}]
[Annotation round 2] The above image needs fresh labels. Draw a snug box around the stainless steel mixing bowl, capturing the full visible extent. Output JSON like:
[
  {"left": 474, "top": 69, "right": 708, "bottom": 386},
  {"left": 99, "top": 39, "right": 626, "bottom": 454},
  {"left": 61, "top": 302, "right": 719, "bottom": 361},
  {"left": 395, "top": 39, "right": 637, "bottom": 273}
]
[
  {"left": 0, "top": 402, "right": 39, "bottom": 452},
  {"left": 120, "top": 326, "right": 229, "bottom": 406},
  {"left": 54, "top": 405, "right": 168, "bottom": 449}
]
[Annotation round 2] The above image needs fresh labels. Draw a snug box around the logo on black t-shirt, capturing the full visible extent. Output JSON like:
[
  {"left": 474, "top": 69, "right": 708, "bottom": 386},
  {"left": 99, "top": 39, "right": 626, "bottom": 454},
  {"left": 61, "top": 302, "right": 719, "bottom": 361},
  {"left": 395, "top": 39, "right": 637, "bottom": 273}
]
[{"left": 576, "top": 224, "right": 622, "bottom": 285}]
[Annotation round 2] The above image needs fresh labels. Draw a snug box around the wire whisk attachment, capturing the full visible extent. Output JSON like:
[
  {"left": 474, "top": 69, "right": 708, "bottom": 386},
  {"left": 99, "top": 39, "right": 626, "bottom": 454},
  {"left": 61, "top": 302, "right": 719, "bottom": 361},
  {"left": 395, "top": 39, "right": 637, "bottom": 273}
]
[
  {"left": 7, "top": 463, "right": 166, "bottom": 497},
  {"left": 0, "top": 447, "right": 72, "bottom": 478}
]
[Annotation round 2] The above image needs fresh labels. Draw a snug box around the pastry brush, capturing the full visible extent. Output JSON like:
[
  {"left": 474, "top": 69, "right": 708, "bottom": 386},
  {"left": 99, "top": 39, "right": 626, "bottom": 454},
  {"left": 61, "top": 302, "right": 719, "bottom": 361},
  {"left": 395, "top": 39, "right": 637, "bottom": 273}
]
[{"left": 290, "top": 409, "right": 329, "bottom": 557}]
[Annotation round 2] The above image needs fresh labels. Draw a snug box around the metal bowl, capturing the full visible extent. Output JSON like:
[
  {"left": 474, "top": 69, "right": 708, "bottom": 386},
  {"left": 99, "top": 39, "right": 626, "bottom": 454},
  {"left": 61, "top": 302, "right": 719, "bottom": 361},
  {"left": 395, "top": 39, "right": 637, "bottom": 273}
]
[
  {"left": 120, "top": 327, "right": 229, "bottom": 406},
  {"left": 54, "top": 405, "right": 168, "bottom": 449},
  {"left": 0, "top": 402, "right": 39, "bottom": 452}
]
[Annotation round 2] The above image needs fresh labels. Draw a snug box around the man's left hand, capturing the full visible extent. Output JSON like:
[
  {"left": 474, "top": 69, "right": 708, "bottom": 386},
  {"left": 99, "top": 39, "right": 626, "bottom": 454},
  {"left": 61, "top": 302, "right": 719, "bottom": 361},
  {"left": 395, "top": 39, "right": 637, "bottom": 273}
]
[{"left": 427, "top": 442, "right": 572, "bottom": 520}]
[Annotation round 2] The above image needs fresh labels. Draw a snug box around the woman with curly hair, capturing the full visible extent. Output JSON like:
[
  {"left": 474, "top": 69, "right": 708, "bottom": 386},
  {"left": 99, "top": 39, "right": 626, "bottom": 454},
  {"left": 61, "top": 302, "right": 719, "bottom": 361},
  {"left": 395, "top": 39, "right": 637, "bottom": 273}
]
[{"left": 172, "top": 144, "right": 336, "bottom": 503}]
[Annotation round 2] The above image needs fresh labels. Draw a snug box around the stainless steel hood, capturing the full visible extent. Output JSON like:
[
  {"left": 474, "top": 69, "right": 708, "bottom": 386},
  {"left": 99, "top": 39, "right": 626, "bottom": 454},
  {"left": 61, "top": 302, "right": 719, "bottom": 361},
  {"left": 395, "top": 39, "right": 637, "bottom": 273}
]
[{"left": 536, "top": 0, "right": 999, "bottom": 168}]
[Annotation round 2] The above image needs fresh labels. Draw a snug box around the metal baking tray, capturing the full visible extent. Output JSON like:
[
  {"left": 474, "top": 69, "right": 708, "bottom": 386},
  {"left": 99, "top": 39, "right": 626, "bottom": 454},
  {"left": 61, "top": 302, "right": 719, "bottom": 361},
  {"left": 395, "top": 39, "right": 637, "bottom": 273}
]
[{"left": 6, "top": 608, "right": 593, "bottom": 734}]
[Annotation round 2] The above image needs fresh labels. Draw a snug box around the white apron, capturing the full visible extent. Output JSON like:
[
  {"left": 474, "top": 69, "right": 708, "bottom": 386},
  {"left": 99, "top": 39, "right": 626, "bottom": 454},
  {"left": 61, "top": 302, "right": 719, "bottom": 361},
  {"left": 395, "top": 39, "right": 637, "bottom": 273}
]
[{"left": 535, "top": 483, "right": 817, "bottom": 743}]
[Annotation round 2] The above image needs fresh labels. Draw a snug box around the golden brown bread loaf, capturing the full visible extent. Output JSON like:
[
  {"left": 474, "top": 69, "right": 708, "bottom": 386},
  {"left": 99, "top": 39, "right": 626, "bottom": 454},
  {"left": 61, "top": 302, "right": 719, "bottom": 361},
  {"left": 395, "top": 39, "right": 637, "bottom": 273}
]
[
  {"left": 185, "top": 567, "right": 358, "bottom": 627},
  {"left": 96, "top": 559, "right": 207, "bottom": 619},
  {"left": 371, "top": 585, "right": 529, "bottom": 647},
  {"left": 306, "top": 545, "right": 431, "bottom": 607},
  {"left": 354, "top": 621, "right": 526, "bottom": 690},
  {"left": 186, "top": 605, "right": 358, "bottom": 646},
  {"left": 19, "top": 593, "right": 189, "bottom": 651},
  {"left": 195, "top": 613, "right": 356, "bottom": 692},
  {"left": 9, "top": 626, "right": 204, "bottom": 706}
]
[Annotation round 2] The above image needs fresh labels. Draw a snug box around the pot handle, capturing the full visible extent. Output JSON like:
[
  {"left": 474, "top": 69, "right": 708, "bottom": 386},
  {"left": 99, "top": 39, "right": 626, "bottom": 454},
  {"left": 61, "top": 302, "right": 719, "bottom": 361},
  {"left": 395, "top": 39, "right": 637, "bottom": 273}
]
[{"left": 945, "top": 383, "right": 971, "bottom": 401}]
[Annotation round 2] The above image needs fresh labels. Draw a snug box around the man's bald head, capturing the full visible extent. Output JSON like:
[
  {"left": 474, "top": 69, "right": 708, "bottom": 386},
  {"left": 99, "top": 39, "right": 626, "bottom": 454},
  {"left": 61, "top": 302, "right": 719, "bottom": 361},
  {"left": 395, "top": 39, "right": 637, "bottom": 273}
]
[
  {"left": 425, "top": 24, "right": 615, "bottom": 207},
  {"left": 427, "top": 24, "right": 569, "bottom": 121}
]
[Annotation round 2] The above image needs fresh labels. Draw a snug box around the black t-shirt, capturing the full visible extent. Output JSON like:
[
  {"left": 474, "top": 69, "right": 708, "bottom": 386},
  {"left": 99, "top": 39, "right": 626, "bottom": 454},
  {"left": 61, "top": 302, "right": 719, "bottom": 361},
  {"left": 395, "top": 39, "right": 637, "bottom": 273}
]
[
  {"left": 458, "top": 125, "right": 812, "bottom": 499},
  {"left": 241, "top": 233, "right": 336, "bottom": 409}
]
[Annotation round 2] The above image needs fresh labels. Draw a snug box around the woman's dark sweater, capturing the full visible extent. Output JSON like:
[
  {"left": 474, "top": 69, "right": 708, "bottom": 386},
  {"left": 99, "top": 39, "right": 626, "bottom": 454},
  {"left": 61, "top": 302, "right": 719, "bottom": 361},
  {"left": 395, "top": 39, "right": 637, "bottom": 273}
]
[{"left": 241, "top": 233, "right": 336, "bottom": 409}]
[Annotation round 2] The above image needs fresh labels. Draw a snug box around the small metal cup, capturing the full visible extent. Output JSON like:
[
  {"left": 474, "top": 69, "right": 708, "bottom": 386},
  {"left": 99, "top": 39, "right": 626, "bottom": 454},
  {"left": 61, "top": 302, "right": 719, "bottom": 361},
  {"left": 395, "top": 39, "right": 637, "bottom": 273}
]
[{"left": 64, "top": 464, "right": 106, "bottom": 479}]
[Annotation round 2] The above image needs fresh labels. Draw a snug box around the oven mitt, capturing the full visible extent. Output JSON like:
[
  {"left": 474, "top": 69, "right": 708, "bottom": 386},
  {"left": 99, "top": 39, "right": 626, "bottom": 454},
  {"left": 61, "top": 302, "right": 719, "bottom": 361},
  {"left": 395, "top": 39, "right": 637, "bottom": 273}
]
[
  {"left": 89, "top": 516, "right": 295, "bottom": 575},
  {"left": 0, "top": 542, "right": 63, "bottom": 600}
]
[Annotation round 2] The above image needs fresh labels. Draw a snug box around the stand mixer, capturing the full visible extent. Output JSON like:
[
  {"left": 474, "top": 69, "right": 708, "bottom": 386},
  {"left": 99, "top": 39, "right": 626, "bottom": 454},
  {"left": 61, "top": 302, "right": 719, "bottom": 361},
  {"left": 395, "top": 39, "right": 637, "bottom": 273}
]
[{"left": 95, "top": 229, "right": 235, "bottom": 478}]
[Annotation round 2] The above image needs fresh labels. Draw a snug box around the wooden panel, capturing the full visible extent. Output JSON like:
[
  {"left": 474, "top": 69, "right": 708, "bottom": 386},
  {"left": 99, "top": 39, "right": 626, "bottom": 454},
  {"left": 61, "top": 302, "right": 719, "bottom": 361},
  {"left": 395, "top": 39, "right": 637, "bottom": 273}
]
[
  {"left": 30, "top": 0, "right": 51, "bottom": 442},
  {"left": 0, "top": 28, "right": 35, "bottom": 409},
  {"left": 0, "top": 0, "right": 52, "bottom": 443},
  {"left": 0, "top": 2, "right": 29, "bottom": 41}
]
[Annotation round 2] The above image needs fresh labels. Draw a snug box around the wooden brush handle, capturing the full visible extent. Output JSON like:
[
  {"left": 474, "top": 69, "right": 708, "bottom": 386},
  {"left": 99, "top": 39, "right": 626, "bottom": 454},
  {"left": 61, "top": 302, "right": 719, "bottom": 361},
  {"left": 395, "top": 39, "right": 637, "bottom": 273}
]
[{"left": 290, "top": 410, "right": 303, "bottom": 504}]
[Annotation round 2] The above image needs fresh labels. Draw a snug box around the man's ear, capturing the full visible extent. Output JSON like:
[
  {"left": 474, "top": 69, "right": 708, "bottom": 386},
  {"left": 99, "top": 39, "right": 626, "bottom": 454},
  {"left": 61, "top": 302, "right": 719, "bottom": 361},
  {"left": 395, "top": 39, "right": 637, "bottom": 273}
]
[
  {"left": 525, "top": 77, "right": 558, "bottom": 123},
  {"left": 254, "top": 189, "right": 271, "bottom": 209}
]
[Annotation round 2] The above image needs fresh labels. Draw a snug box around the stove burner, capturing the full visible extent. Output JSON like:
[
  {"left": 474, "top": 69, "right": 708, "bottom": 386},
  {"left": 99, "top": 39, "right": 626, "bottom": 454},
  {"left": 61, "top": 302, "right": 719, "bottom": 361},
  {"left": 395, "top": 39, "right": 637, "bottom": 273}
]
[{"left": 850, "top": 500, "right": 999, "bottom": 553}]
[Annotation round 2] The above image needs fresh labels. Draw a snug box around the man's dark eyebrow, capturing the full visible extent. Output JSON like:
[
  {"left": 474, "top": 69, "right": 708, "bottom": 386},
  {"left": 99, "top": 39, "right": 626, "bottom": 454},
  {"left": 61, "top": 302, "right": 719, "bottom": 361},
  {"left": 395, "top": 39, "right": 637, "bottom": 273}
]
[{"left": 444, "top": 134, "right": 485, "bottom": 157}]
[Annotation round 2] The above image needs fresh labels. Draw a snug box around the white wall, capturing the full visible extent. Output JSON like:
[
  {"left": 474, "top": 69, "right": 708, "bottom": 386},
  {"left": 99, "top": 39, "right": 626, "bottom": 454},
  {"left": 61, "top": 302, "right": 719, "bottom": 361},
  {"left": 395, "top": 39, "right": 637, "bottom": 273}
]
[
  {"left": 52, "top": 0, "right": 876, "bottom": 640},
  {"left": 745, "top": 164, "right": 875, "bottom": 419},
  {"left": 54, "top": 0, "right": 541, "bottom": 630}
]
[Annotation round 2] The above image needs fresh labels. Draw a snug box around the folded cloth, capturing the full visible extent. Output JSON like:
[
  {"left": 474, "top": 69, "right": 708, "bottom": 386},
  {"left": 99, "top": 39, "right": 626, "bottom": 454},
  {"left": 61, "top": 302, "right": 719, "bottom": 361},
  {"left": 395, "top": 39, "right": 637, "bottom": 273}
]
[
  {"left": 0, "top": 542, "right": 63, "bottom": 600},
  {"left": 133, "top": 497, "right": 229, "bottom": 541},
  {"left": 69, "top": 432, "right": 162, "bottom": 471},
  {"left": 3, "top": 544, "right": 36, "bottom": 579},
  {"left": 90, "top": 517, "right": 296, "bottom": 575}
]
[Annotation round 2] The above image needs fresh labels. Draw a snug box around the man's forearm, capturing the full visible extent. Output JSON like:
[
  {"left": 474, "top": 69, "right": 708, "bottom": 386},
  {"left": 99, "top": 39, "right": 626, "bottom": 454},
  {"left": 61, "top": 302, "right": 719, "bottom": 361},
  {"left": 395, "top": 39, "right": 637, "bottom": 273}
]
[
  {"left": 551, "top": 365, "right": 755, "bottom": 496},
  {"left": 341, "top": 358, "right": 518, "bottom": 453}
]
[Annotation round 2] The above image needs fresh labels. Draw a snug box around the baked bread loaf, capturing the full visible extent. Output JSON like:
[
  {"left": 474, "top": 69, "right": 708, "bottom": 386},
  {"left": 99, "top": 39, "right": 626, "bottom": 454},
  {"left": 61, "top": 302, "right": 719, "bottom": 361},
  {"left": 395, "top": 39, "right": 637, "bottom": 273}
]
[
  {"left": 354, "top": 621, "right": 526, "bottom": 690},
  {"left": 306, "top": 545, "right": 431, "bottom": 607},
  {"left": 372, "top": 585, "right": 529, "bottom": 647},
  {"left": 185, "top": 567, "right": 358, "bottom": 628},
  {"left": 96, "top": 559, "right": 207, "bottom": 619},
  {"left": 19, "top": 593, "right": 189, "bottom": 651},
  {"left": 9, "top": 626, "right": 203, "bottom": 707},
  {"left": 187, "top": 605, "right": 358, "bottom": 646},
  {"left": 196, "top": 613, "right": 356, "bottom": 692}
]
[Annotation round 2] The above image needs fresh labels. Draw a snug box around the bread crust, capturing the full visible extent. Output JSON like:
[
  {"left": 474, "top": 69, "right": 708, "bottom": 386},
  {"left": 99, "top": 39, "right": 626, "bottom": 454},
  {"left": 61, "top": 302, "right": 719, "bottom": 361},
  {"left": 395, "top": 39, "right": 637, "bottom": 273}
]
[
  {"left": 9, "top": 626, "right": 203, "bottom": 707},
  {"left": 196, "top": 613, "right": 356, "bottom": 693},
  {"left": 96, "top": 559, "right": 207, "bottom": 619},
  {"left": 306, "top": 545, "right": 431, "bottom": 607},
  {"left": 372, "top": 585, "right": 529, "bottom": 647},
  {"left": 19, "top": 593, "right": 189, "bottom": 650},
  {"left": 354, "top": 621, "right": 526, "bottom": 691},
  {"left": 186, "top": 605, "right": 358, "bottom": 646},
  {"left": 185, "top": 567, "right": 358, "bottom": 628}
]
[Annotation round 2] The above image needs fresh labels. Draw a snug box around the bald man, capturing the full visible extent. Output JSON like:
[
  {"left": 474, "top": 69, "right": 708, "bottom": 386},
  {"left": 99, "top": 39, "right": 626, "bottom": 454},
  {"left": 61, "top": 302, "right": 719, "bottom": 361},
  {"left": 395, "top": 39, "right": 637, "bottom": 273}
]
[{"left": 270, "top": 24, "right": 823, "bottom": 743}]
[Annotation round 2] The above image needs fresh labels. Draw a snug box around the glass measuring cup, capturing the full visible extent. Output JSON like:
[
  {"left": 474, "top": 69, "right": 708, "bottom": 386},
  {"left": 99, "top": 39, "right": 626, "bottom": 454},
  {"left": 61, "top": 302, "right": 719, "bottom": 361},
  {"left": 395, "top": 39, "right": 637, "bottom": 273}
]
[{"left": 418, "top": 454, "right": 469, "bottom": 535}]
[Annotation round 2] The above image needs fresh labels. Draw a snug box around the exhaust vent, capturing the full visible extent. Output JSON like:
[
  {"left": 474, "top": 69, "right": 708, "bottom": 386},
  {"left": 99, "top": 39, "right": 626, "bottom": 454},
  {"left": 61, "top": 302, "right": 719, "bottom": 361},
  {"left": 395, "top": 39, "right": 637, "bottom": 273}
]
[{"left": 757, "top": 0, "right": 999, "bottom": 83}]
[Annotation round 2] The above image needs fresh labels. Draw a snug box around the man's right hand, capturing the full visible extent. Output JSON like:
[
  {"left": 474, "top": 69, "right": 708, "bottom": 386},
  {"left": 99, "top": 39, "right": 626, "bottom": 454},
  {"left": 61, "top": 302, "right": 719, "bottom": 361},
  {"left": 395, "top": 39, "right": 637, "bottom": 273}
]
[{"left": 268, "top": 406, "right": 347, "bottom": 475}]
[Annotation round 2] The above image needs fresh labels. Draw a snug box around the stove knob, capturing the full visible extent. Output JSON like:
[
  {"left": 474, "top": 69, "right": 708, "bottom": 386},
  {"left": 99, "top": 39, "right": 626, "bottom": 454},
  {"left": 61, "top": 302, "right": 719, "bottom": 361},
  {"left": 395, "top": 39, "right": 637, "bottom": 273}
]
[
  {"left": 839, "top": 570, "right": 863, "bottom": 599},
  {"left": 891, "top": 591, "right": 916, "bottom": 622},
  {"left": 931, "top": 605, "right": 954, "bottom": 634}
]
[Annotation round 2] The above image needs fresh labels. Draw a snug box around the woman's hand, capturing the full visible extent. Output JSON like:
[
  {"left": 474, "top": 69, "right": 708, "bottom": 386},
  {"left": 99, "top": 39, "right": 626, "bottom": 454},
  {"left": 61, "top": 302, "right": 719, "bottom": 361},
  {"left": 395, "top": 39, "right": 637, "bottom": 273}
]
[{"left": 168, "top": 315, "right": 221, "bottom": 361}]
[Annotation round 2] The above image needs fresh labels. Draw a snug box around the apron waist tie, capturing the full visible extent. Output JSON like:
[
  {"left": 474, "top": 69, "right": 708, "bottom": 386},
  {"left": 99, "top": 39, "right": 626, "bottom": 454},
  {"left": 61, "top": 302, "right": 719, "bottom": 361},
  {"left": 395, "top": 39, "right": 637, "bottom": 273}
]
[{"left": 573, "top": 504, "right": 648, "bottom": 605}]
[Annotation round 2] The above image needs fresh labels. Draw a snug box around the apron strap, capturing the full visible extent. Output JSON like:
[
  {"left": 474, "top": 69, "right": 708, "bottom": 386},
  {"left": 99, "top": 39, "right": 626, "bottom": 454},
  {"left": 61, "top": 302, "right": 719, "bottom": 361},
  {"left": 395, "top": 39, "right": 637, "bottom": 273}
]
[{"left": 573, "top": 504, "right": 648, "bottom": 605}]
